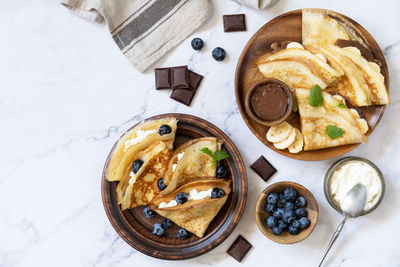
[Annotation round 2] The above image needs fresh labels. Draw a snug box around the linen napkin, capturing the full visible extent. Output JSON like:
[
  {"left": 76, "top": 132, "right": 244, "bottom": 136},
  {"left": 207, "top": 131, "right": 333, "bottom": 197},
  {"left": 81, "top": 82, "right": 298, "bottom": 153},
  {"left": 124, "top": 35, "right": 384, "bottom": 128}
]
[
  {"left": 61, "top": 0, "right": 211, "bottom": 72},
  {"left": 233, "top": 0, "right": 279, "bottom": 9}
]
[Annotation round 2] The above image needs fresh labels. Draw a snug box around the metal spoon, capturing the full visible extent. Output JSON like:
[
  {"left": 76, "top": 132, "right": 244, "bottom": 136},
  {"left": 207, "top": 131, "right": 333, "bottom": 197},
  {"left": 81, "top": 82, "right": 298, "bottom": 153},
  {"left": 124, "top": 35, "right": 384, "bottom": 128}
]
[{"left": 318, "top": 184, "right": 367, "bottom": 267}]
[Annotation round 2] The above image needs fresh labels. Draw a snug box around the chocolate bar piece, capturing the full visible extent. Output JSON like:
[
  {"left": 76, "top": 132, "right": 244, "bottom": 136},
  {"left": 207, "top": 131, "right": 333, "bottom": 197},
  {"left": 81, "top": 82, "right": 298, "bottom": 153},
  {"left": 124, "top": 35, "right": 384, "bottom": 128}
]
[
  {"left": 171, "top": 66, "right": 189, "bottom": 89},
  {"left": 154, "top": 68, "right": 171, "bottom": 90},
  {"left": 227, "top": 235, "right": 252, "bottom": 262},
  {"left": 188, "top": 70, "right": 203, "bottom": 92},
  {"left": 170, "top": 89, "right": 195, "bottom": 106},
  {"left": 250, "top": 156, "right": 277, "bottom": 182},
  {"left": 223, "top": 14, "right": 246, "bottom": 32}
]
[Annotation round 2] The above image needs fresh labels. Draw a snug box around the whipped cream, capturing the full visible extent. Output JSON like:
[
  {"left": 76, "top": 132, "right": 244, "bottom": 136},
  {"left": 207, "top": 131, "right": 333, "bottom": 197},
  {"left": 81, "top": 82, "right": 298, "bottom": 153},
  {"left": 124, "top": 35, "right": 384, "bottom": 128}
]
[
  {"left": 124, "top": 129, "right": 157, "bottom": 151},
  {"left": 171, "top": 152, "right": 185, "bottom": 172},
  {"left": 158, "top": 188, "right": 212, "bottom": 208},
  {"left": 330, "top": 161, "right": 382, "bottom": 210}
]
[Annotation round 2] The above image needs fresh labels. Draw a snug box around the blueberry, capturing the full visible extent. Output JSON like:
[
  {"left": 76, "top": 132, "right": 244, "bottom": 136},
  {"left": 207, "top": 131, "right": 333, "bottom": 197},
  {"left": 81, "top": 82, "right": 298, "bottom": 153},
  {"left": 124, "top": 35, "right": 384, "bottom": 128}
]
[
  {"left": 158, "top": 178, "right": 167, "bottom": 191},
  {"left": 175, "top": 193, "right": 188, "bottom": 204},
  {"left": 158, "top": 125, "right": 172, "bottom": 136},
  {"left": 267, "top": 193, "right": 279, "bottom": 205},
  {"left": 273, "top": 208, "right": 285, "bottom": 219},
  {"left": 277, "top": 219, "right": 287, "bottom": 230},
  {"left": 277, "top": 198, "right": 286, "bottom": 208},
  {"left": 162, "top": 218, "right": 173, "bottom": 229},
  {"left": 143, "top": 206, "right": 156, "bottom": 218},
  {"left": 132, "top": 159, "right": 144, "bottom": 174},
  {"left": 212, "top": 47, "right": 226, "bottom": 61},
  {"left": 266, "top": 216, "right": 277, "bottom": 228},
  {"left": 279, "top": 193, "right": 287, "bottom": 201},
  {"left": 272, "top": 226, "right": 283, "bottom": 236},
  {"left": 177, "top": 228, "right": 189, "bottom": 240},
  {"left": 295, "top": 196, "right": 307, "bottom": 207},
  {"left": 282, "top": 209, "right": 296, "bottom": 224},
  {"left": 265, "top": 203, "right": 276, "bottom": 213},
  {"left": 299, "top": 217, "right": 310, "bottom": 229},
  {"left": 191, "top": 37, "right": 204, "bottom": 50},
  {"left": 211, "top": 187, "right": 225, "bottom": 199},
  {"left": 152, "top": 223, "right": 165, "bottom": 236},
  {"left": 283, "top": 187, "right": 297, "bottom": 202},
  {"left": 216, "top": 166, "right": 228, "bottom": 178},
  {"left": 292, "top": 220, "right": 301, "bottom": 229},
  {"left": 284, "top": 201, "right": 295, "bottom": 211},
  {"left": 295, "top": 208, "right": 307, "bottom": 218},
  {"left": 288, "top": 224, "right": 300, "bottom": 235}
]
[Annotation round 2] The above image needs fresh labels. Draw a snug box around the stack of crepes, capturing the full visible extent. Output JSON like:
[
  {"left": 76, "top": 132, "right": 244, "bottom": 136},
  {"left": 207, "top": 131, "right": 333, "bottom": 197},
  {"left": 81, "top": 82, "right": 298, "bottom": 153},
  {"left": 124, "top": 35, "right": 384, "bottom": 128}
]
[
  {"left": 257, "top": 9, "right": 390, "bottom": 151},
  {"left": 105, "top": 118, "right": 230, "bottom": 238}
]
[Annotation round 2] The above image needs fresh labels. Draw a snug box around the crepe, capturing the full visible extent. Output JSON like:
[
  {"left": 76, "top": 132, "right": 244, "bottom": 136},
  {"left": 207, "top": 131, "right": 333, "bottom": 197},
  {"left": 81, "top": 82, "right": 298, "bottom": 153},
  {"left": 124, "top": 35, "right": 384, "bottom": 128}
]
[
  {"left": 151, "top": 178, "right": 231, "bottom": 238},
  {"left": 296, "top": 88, "right": 368, "bottom": 151},
  {"left": 161, "top": 137, "right": 223, "bottom": 195}
]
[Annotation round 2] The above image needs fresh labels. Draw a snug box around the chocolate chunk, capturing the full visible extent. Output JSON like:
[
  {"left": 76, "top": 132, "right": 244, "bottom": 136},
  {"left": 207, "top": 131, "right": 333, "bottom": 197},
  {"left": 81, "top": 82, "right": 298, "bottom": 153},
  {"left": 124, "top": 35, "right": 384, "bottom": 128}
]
[
  {"left": 335, "top": 39, "right": 375, "bottom": 62},
  {"left": 227, "top": 235, "right": 252, "bottom": 262},
  {"left": 188, "top": 70, "right": 203, "bottom": 92},
  {"left": 171, "top": 66, "right": 189, "bottom": 89},
  {"left": 223, "top": 14, "right": 246, "bottom": 32},
  {"left": 250, "top": 156, "right": 276, "bottom": 182},
  {"left": 170, "top": 89, "right": 195, "bottom": 106},
  {"left": 154, "top": 68, "right": 171, "bottom": 90}
]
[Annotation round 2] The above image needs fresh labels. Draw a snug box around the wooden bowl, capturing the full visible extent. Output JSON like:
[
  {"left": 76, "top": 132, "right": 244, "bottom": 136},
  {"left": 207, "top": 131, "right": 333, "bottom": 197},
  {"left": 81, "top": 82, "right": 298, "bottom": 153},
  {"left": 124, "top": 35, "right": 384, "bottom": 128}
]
[
  {"left": 101, "top": 113, "right": 247, "bottom": 260},
  {"left": 255, "top": 181, "right": 318, "bottom": 244},
  {"left": 235, "top": 9, "right": 389, "bottom": 161}
]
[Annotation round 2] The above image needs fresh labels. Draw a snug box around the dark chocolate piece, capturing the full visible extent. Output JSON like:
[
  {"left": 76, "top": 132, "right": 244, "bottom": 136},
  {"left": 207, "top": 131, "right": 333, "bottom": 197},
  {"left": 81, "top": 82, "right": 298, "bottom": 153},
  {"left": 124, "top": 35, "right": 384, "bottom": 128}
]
[
  {"left": 223, "top": 14, "right": 246, "bottom": 32},
  {"left": 171, "top": 66, "right": 189, "bottom": 89},
  {"left": 250, "top": 156, "right": 276, "bottom": 182},
  {"left": 154, "top": 68, "right": 171, "bottom": 90},
  {"left": 188, "top": 70, "right": 203, "bottom": 92},
  {"left": 335, "top": 39, "right": 375, "bottom": 62},
  {"left": 227, "top": 235, "right": 252, "bottom": 262},
  {"left": 170, "top": 89, "right": 195, "bottom": 106}
]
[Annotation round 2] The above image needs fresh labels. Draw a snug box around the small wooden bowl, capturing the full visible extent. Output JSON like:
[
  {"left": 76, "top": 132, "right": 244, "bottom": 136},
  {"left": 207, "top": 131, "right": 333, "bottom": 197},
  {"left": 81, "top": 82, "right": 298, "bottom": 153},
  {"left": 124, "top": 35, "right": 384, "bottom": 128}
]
[
  {"left": 255, "top": 181, "right": 318, "bottom": 244},
  {"left": 244, "top": 78, "right": 293, "bottom": 126}
]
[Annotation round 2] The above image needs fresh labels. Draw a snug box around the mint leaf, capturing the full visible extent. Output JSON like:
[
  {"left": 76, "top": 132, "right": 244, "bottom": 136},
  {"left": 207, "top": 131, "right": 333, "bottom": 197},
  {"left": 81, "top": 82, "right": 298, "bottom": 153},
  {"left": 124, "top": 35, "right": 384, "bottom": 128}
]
[
  {"left": 336, "top": 102, "right": 347, "bottom": 108},
  {"left": 309, "top": 84, "right": 324, "bottom": 107},
  {"left": 200, "top": 147, "right": 214, "bottom": 158},
  {"left": 326, "top": 125, "right": 345, "bottom": 139},
  {"left": 214, "top": 150, "right": 230, "bottom": 161}
]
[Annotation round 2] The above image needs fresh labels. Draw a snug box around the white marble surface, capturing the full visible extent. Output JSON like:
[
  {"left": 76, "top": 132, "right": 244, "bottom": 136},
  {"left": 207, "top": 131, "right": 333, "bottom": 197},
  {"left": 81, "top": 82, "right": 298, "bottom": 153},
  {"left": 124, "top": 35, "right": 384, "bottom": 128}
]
[{"left": 1, "top": 0, "right": 399, "bottom": 266}]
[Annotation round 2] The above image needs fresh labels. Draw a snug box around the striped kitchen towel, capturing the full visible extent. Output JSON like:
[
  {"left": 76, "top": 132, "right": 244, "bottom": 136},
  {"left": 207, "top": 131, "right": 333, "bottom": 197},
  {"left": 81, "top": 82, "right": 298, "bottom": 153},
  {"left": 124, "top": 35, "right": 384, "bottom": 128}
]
[
  {"left": 61, "top": 0, "right": 211, "bottom": 72},
  {"left": 233, "top": 0, "right": 279, "bottom": 9}
]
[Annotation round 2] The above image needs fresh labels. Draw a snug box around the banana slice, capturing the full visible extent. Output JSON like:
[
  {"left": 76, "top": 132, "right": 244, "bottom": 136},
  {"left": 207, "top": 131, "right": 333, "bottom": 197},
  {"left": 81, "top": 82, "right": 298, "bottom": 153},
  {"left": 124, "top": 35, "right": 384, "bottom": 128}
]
[
  {"left": 266, "top": 122, "right": 293, "bottom": 143},
  {"left": 288, "top": 128, "right": 304, "bottom": 153},
  {"left": 273, "top": 127, "right": 296, "bottom": 149}
]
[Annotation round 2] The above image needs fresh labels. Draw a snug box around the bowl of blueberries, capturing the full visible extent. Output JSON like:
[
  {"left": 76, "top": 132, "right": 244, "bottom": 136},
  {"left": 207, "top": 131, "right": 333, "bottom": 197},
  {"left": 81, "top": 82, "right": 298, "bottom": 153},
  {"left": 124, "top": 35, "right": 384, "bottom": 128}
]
[{"left": 255, "top": 181, "right": 318, "bottom": 244}]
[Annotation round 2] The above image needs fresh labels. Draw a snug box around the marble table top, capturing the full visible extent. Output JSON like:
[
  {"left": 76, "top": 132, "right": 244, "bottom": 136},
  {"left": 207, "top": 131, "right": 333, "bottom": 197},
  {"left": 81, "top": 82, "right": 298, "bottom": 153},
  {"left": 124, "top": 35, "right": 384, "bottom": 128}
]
[{"left": 1, "top": 0, "right": 399, "bottom": 266}]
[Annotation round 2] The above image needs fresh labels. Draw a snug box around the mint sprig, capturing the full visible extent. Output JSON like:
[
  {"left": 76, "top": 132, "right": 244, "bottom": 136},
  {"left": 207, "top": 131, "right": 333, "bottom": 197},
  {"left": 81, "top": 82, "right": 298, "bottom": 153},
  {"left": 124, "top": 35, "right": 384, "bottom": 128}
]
[
  {"left": 336, "top": 102, "right": 347, "bottom": 108},
  {"left": 309, "top": 84, "right": 324, "bottom": 107},
  {"left": 326, "top": 125, "right": 345, "bottom": 139},
  {"left": 201, "top": 148, "right": 230, "bottom": 167}
]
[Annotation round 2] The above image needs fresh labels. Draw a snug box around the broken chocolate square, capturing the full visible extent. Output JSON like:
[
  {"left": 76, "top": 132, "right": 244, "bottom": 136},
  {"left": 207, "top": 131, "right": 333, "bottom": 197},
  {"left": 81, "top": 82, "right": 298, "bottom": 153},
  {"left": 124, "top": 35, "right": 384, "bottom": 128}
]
[
  {"left": 227, "top": 235, "right": 252, "bottom": 262},
  {"left": 171, "top": 66, "right": 189, "bottom": 89},
  {"left": 223, "top": 14, "right": 246, "bottom": 32},
  {"left": 188, "top": 70, "right": 203, "bottom": 92},
  {"left": 170, "top": 89, "right": 195, "bottom": 106},
  {"left": 250, "top": 156, "right": 277, "bottom": 182},
  {"left": 154, "top": 67, "right": 171, "bottom": 90}
]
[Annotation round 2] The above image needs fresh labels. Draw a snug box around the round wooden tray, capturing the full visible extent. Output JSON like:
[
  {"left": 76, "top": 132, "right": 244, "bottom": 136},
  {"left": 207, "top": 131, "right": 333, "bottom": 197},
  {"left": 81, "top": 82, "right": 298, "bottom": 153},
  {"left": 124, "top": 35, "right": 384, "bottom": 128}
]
[
  {"left": 235, "top": 9, "right": 389, "bottom": 161},
  {"left": 101, "top": 113, "right": 247, "bottom": 260}
]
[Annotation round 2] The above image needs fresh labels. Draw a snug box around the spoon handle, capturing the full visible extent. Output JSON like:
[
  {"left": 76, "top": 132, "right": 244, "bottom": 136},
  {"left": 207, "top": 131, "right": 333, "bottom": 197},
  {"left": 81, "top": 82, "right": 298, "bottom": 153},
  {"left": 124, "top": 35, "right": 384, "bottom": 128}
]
[{"left": 318, "top": 217, "right": 347, "bottom": 267}]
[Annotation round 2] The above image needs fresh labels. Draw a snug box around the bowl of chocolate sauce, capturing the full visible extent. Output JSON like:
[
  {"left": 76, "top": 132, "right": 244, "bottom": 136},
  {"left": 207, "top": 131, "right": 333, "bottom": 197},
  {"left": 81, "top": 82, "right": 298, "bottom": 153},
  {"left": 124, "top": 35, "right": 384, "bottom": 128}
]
[{"left": 245, "top": 79, "right": 293, "bottom": 126}]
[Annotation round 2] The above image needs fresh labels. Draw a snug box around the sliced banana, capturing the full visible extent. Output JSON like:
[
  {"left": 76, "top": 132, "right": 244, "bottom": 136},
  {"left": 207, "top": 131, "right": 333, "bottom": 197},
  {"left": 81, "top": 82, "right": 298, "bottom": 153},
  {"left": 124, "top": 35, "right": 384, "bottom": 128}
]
[
  {"left": 266, "top": 122, "right": 293, "bottom": 143},
  {"left": 273, "top": 127, "right": 296, "bottom": 149},
  {"left": 288, "top": 128, "right": 304, "bottom": 153}
]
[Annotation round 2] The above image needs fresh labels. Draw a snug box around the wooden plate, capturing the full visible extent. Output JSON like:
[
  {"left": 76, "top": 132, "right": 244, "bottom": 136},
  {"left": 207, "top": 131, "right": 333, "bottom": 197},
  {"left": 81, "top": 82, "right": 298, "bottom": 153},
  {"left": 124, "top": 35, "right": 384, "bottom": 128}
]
[
  {"left": 101, "top": 113, "right": 247, "bottom": 260},
  {"left": 235, "top": 9, "right": 389, "bottom": 161},
  {"left": 255, "top": 181, "right": 318, "bottom": 244}
]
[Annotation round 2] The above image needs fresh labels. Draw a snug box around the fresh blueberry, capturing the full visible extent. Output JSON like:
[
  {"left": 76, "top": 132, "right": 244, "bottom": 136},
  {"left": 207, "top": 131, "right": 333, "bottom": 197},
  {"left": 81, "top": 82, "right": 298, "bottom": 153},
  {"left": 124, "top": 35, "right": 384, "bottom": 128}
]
[
  {"left": 157, "top": 178, "right": 167, "bottom": 191},
  {"left": 272, "top": 226, "right": 283, "bottom": 236},
  {"left": 266, "top": 216, "right": 277, "bottom": 228},
  {"left": 152, "top": 223, "right": 165, "bottom": 236},
  {"left": 277, "top": 219, "right": 287, "bottom": 230},
  {"left": 288, "top": 224, "right": 300, "bottom": 235},
  {"left": 295, "top": 208, "right": 307, "bottom": 218},
  {"left": 282, "top": 209, "right": 296, "bottom": 224},
  {"left": 299, "top": 217, "right": 310, "bottom": 229},
  {"left": 216, "top": 166, "right": 228, "bottom": 178},
  {"left": 177, "top": 228, "right": 189, "bottom": 240},
  {"left": 143, "top": 205, "right": 156, "bottom": 218},
  {"left": 175, "top": 192, "right": 188, "bottom": 204},
  {"left": 292, "top": 219, "right": 301, "bottom": 229},
  {"left": 295, "top": 196, "right": 307, "bottom": 207},
  {"left": 283, "top": 187, "right": 297, "bottom": 202},
  {"left": 265, "top": 203, "right": 276, "bottom": 213},
  {"left": 158, "top": 125, "right": 172, "bottom": 136},
  {"left": 162, "top": 218, "right": 173, "bottom": 229},
  {"left": 273, "top": 208, "right": 285, "bottom": 219},
  {"left": 191, "top": 37, "right": 204, "bottom": 50},
  {"left": 132, "top": 159, "right": 144, "bottom": 174},
  {"left": 277, "top": 198, "right": 286, "bottom": 208},
  {"left": 279, "top": 193, "right": 287, "bottom": 201},
  {"left": 211, "top": 187, "right": 225, "bottom": 199},
  {"left": 212, "top": 47, "right": 226, "bottom": 61},
  {"left": 267, "top": 193, "right": 279, "bottom": 205},
  {"left": 284, "top": 201, "right": 295, "bottom": 211}
]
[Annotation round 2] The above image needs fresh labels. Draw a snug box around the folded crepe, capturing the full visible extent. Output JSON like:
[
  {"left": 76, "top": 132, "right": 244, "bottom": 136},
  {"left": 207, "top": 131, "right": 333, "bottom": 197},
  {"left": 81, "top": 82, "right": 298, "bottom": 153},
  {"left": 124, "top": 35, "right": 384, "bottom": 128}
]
[
  {"left": 296, "top": 88, "right": 368, "bottom": 151},
  {"left": 160, "top": 137, "right": 222, "bottom": 195},
  {"left": 151, "top": 177, "right": 231, "bottom": 238}
]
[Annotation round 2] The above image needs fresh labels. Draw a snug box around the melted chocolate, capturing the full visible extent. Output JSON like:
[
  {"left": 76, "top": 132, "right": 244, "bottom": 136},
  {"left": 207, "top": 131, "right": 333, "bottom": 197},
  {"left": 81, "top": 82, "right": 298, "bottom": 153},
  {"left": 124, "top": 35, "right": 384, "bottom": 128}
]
[{"left": 335, "top": 39, "right": 376, "bottom": 63}]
